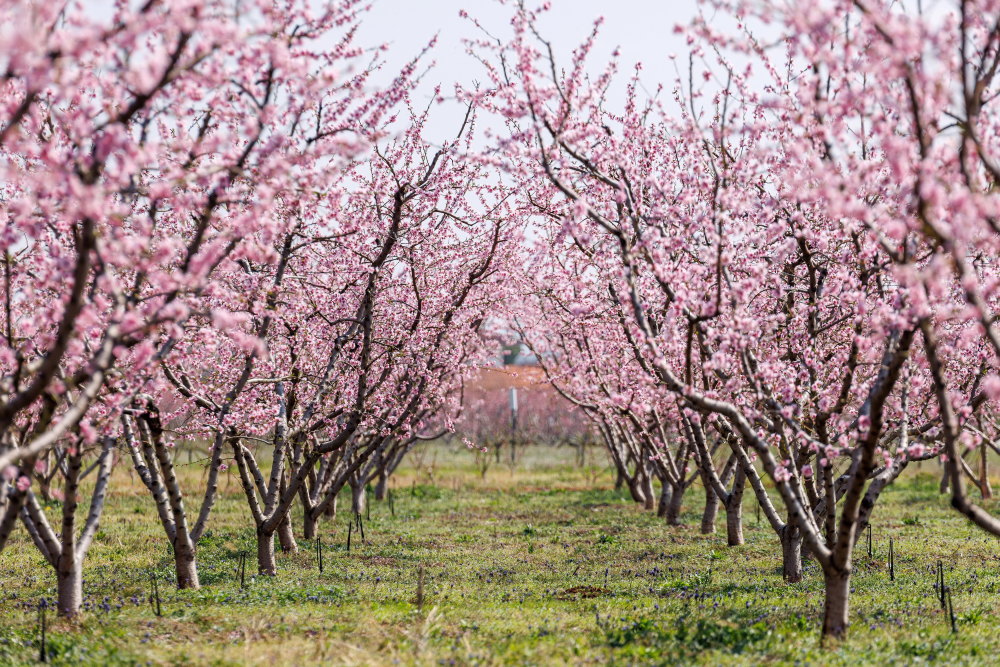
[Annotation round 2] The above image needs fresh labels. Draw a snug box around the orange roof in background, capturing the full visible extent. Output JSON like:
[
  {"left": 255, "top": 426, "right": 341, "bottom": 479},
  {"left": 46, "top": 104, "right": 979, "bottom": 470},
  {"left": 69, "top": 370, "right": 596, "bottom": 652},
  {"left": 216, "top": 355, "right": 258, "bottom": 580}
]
[{"left": 466, "top": 365, "right": 549, "bottom": 392}]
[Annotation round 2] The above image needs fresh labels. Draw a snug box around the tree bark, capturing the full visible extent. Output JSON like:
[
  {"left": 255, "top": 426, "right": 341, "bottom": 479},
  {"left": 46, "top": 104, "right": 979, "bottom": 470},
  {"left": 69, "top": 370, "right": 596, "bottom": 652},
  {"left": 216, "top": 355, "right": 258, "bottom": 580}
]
[
  {"left": 980, "top": 445, "right": 993, "bottom": 499},
  {"left": 700, "top": 481, "right": 719, "bottom": 535},
  {"left": 374, "top": 473, "right": 389, "bottom": 501},
  {"left": 174, "top": 543, "right": 200, "bottom": 589},
  {"left": 302, "top": 511, "right": 318, "bottom": 541},
  {"left": 350, "top": 481, "right": 366, "bottom": 515},
  {"left": 0, "top": 487, "right": 26, "bottom": 553},
  {"left": 821, "top": 567, "right": 851, "bottom": 640},
  {"left": 257, "top": 527, "right": 277, "bottom": 576},
  {"left": 277, "top": 512, "right": 297, "bottom": 553},
  {"left": 639, "top": 472, "right": 655, "bottom": 511},
  {"left": 626, "top": 476, "right": 647, "bottom": 506},
  {"left": 56, "top": 554, "right": 83, "bottom": 618},
  {"left": 780, "top": 523, "right": 803, "bottom": 583},
  {"left": 725, "top": 502, "right": 744, "bottom": 546},
  {"left": 657, "top": 483, "right": 671, "bottom": 518},
  {"left": 725, "top": 467, "right": 745, "bottom": 546},
  {"left": 665, "top": 483, "right": 684, "bottom": 526}
]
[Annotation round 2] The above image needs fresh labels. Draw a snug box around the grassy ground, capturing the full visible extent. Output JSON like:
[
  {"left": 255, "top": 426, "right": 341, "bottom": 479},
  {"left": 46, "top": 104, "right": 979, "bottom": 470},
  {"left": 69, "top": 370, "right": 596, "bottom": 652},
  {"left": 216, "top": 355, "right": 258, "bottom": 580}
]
[{"left": 1, "top": 443, "right": 999, "bottom": 665}]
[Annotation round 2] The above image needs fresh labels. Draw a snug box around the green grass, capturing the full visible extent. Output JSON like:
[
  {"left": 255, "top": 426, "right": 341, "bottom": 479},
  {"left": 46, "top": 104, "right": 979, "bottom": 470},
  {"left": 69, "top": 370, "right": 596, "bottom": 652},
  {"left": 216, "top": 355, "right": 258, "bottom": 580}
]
[{"left": 1, "top": 445, "right": 999, "bottom": 665}]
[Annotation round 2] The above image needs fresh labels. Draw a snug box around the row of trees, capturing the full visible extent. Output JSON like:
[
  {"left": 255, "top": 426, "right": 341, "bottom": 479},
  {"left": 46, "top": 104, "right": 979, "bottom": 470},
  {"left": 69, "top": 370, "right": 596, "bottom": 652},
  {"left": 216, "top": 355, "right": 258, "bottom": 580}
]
[
  {"left": 1, "top": 0, "right": 1000, "bottom": 645},
  {"left": 451, "top": 366, "right": 598, "bottom": 469},
  {"left": 0, "top": 0, "right": 518, "bottom": 617},
  {"left": 465, "top": 0, "right": 1000, "bottom": 641}
]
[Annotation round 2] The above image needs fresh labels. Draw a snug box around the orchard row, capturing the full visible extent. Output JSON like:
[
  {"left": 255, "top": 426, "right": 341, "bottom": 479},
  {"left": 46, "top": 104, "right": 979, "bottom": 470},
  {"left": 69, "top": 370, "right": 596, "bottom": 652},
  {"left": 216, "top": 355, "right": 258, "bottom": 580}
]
[{"left": 1, "top": 0, "right": 999, "bottom": 644}]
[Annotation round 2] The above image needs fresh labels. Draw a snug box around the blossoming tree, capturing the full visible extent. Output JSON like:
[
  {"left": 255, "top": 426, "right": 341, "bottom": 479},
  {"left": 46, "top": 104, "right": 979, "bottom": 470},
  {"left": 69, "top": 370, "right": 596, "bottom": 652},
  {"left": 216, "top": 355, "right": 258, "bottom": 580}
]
[
  {"left": 468, "top": 2, "right": 994, "bottom": 639},
  {"left": 0, "top": 0, "right": 401, "bottom": 614}
]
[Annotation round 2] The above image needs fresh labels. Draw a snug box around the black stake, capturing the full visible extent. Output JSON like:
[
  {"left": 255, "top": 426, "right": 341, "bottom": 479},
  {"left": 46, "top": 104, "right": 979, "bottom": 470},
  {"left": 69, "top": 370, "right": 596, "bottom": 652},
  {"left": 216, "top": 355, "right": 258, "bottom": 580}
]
[
  {"left": 366, "top": 485, "right": 371, "bottom": 521},
  {"left": 389, "top": 489, "right": 395, "bottom": 517},
  {"left": 149, "top": 573, "right": 161, "bottom": 617},
  {"left": 347, "top": 519, "right": 353, "bottom": 552},
  {"left": 358, "top": 513, "right": 366, "bottom": 543},
  {"left": 38, "top": 600, "right": 46, "bottom": 663},
  {"left": 317, "top": 536, "right": 323, "bottom": 573},
  {"left": 937, "top": 560, "right": 946, "bottom": 610},
  {"left": 239, "top": 551, "right": 246, "bottom": 589},
  {"left": 947, "top": 590, "right": 957, "bottom": 633},
  {"left": 889, "top": 536, "right": 895, "bottom": 581},
  {"left": 867, "top": 524, "right": 872, "bottom": 558}
]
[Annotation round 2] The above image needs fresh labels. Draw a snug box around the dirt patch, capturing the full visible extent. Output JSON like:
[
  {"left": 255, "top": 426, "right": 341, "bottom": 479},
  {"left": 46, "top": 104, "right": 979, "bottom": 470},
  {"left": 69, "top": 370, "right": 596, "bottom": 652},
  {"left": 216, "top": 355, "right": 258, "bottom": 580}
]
[
  {"left": 554, "top": 585, "right": 611, "bottom": 600},
  {"left": 360, "top": 556, "right": 399, "bottom": 567}
]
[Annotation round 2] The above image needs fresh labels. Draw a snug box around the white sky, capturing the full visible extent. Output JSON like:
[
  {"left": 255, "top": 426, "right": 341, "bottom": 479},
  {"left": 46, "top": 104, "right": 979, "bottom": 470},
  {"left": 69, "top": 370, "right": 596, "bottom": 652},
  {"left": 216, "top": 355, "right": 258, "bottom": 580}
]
[
  {"left": 355, "top": 0, "right": 704, "bottom": 142},
  {"left": 84, "top": 0, "right": 708, "bottom": 143}
]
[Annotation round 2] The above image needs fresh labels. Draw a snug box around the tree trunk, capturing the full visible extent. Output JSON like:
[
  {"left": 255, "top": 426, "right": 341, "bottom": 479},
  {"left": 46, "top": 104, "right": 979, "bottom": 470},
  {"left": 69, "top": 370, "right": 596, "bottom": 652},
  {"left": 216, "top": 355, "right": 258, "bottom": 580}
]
[
  {"left": 0, "top": 488, "right": 26, "bottom": 552},
  {"left": 56, "top": 554, "right": 83, "bottom": 618},
  {"left": 665, "top": 483, "right": 684, "bottom": 526},
  {"left": 725, "top": 501, "right": 744, "bottom": 547},
  {"left": 374, "top": 474, "right": 389, "bottom": 501},
  {"left": 324, "top": 496, "right": 337, "bottom": 518},
  {"left": 614, "top": 467, "right": 625, "bottom": 491},
  {"left": 302, "top": 511, "right": 318, "bottom": 541},
  {"left": 626, "top": 477, "right": 647, "bottom": 506},
  {"left": 37, "top": 475, "right": 52, "bottom": 503},
  {"left": 257, "top": 527, "right": 277, "bottom": 576},
  {"left": 174, "top": 543, "right": 200, "bottom": 590},
  {"left": 640, "top": 473, "right": 655, "bottom": 511},
  {"left": 350, "top": 482, "right": 366, "bottom": 515},
  {"left": 780, "top": 524, "right": 803, "bottom": 583},
  {"left": 725, "top": 468, "right": 746, "bottom": 547},
  {"left": 980, "top": 445, "right": 993, "bottom": 499},
  {"left": 821, "top": 567, "right": 851, "bottom": 640},
  {"left": 700, "top": 482, "right": 719, "bottom": 535},
  {"left": 657, "top": 483, "right": 671, "bottom": 518},
  {"left": 277, "top": 513, "right": 297, "bottom": 554}
]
